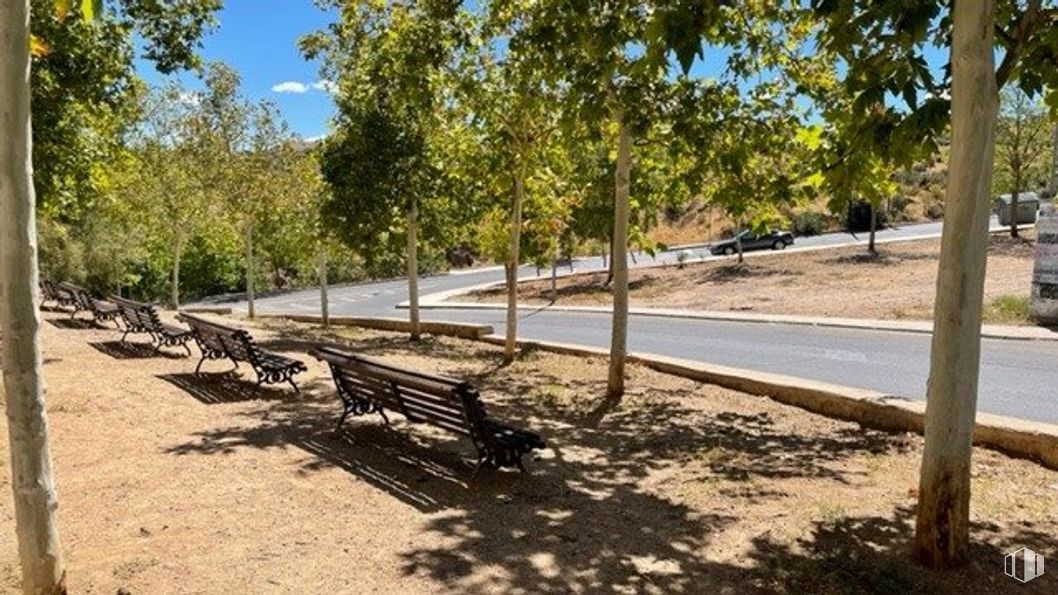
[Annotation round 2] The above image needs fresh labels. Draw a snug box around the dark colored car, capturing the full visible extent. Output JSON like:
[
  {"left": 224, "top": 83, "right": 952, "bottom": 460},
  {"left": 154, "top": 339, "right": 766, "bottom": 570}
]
[{"left": 709, "top": 230, "right": 794, "bottom": 256}]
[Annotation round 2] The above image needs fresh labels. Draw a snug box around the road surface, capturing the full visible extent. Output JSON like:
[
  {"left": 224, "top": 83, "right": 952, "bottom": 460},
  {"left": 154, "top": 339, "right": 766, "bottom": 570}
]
[{"left": 198, "top": 219, "right": 1058, "bottom": 425}]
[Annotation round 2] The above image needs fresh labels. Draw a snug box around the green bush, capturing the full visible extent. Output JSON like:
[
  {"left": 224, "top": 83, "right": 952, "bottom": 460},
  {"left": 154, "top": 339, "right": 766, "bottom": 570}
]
[{"left": 792, "top": 211, "right": 826, "bottom": 236}]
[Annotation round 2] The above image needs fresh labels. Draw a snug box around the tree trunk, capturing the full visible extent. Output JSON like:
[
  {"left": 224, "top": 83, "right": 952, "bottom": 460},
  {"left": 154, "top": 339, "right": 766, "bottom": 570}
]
[
  {"left": 171, "top": 231, "right": 185, "bottom": 310},
  {"left": 1010, "top": 188, "right": 1020, "bottom": 239},
  {"left": 735, "top": 225, "right": 745, "bottom": 264},
  {"left": 607, "top": 117, "right": 633, "bottom": 399},
  {"left": 868, "top": 204, "right": 878, "bottom": 254},
  {"left": 504, "top": 162, "right": 527, "bottom": 364},
  {"left": 1049, "top": 125, "right": 1058, "bottom": 198},
  {"left": 914, "top": 0, "right": 998, "bottom": 569},
  {"left": 406, "top": 198, "right": 421, "bottom": 341},
  {"left": 550, "top": 239, "right": 559, "bottom": 303},
  {"left": 0, "top": 1, "right": 67, "bottom": 591},
  {"left": 245, "top": 221, "right": 255, "bottom": 319},
  {"left": 318, "top": 245, "right": 329, "bottom": 328},
  {"left": 604, "top": 232, "right": 615, "bottom": 286}
]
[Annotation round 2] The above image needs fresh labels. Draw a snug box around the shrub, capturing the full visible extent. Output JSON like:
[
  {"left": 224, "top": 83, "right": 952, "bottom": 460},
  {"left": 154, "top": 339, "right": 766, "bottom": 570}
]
[
  {"left": 792, "top": 211, "right": 827, "bottom": 236},
  {"left": 984, "top": 294, "right": 1030, "bottom": 325}
]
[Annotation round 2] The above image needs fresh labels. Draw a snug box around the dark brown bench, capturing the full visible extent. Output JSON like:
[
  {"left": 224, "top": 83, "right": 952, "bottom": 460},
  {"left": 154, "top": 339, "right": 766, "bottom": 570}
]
[
  {"left": 45, "top": 281, "right": 80, "bottom": 312},
  {"left": 176, "top": 313, "right": 308, "bottom": 392},
  {"left": 39, "top": 280, "right": 62, "bottom": 309},
  {"left": 62, "top": 283, "right": 121, "bottom": 327},
  {"left": 109, "top": 296, "right": 192, "bottom": 356},
  {"left": 311, "top": 346, "right": 546, "bottom": 471}
]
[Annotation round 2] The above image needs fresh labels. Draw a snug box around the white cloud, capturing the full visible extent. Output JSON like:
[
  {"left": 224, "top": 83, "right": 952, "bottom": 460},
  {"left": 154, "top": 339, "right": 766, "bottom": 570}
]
[
  {"left": 312, "top": 79, "right": 338, "bottom": 94},
  {"left": 272, "top": 81, "right": 310, "bottom": 94}
]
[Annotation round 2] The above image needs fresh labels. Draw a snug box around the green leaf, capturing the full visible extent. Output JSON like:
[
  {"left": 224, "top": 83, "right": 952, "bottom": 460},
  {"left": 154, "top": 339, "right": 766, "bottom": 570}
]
[
  {"left": 81, "top": 0, "right": 102, "bottom": 21},
  {"left": 54, "top": 0, "right": 72, "bottom": 19}
]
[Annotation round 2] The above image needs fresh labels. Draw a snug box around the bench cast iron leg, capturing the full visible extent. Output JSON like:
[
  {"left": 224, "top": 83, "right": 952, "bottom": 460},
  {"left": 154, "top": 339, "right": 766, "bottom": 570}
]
[{"left": 336, "top": 407, "right": 351, "bottom": 431}]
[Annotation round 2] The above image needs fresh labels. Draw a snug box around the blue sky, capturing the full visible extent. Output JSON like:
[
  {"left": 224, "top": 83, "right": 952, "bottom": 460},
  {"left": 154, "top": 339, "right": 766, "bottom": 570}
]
[
  {"left": 136, "top": 2, "right": 338, "bottom": 140},
  {"left": 133, "top": 3, "right": 952, "bottom": 139}
]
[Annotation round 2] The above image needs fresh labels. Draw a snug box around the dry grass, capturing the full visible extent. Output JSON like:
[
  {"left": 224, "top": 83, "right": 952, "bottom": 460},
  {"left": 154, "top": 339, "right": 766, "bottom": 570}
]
[
  {"left": 0, "top": 312, "right": 1055, "bottom": 593},
  {"left": 472, "top": 233, "right": 1037, "bottom": 324}
]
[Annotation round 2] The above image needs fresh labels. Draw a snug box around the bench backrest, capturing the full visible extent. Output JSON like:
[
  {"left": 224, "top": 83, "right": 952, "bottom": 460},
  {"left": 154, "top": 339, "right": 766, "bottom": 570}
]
[
  {"left": 40, "top": 280, "right": 57, "bottom": 300},
  {"left": 313, "top": 346, "right": 486, "bottom": 438},
  {"left": 58, "top": 282, "right": 91, "bottom": 309},
  {"left": 176, "top": 312, "right": 261, "bottom": 364},
  {"left": 109, "top": 295, "right": 163, "bottom": 331}
]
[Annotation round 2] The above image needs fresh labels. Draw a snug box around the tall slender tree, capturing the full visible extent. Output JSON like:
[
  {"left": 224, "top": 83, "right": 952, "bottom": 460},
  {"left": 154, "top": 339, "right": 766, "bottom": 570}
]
[
  {"left": 0, "top": 2, "right": 65, "bottom": 591},
  {"left": 2, "top": 1, "right": 218, "bottom": 591},
  {"left": 994, "top": 87, "right": 1050, "bottom": 237},
  {"left": 303, "top": 0, "right": 471, "bottom": 340},
  {"left": 812, "top": 0, "right": 1058, "bottom": 568}
]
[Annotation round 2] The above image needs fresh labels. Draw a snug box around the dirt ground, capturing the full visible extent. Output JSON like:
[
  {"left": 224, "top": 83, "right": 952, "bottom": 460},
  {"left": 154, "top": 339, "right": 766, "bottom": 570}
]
[
  {"left": 0, "top": 311, "right": 1055, "bottom": 593},
  {"left": 471, "top": 234, "right": 1037, "bottom": 324}
]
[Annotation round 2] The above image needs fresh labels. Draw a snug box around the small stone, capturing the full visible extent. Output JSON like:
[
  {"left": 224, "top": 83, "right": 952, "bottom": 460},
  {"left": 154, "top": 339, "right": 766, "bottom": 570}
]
[{"left": 117, "top": 587, "right": 132, "bottom": 595}]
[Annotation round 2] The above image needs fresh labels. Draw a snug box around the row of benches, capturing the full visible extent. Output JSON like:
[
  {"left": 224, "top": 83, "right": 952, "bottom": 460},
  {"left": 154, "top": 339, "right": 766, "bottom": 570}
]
[{"left": 40, "top": 281, "right": 545, "bottom": 471}]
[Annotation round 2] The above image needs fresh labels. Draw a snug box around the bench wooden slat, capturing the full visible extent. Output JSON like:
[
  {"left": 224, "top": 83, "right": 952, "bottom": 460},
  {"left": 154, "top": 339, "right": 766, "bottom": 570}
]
[
  {"left": 312, "top": 345, "right": 545, "bottom": 472},
  {"left": 176, "top": 312, "right": 306, "bottom": 392},
  {"left": 107, "top": 295, "right": 191, "bottom": 356}
]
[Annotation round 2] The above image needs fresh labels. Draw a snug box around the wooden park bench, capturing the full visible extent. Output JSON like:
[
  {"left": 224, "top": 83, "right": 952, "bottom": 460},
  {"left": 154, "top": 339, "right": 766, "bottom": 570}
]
[
  {"left": 61, "top": 283, "right": 122, "bottom": 327},
  {"left": 311, "top": 346, "right": 546, "bottom": 471},
  {"left": 109, "top": 295, "right": 192, "bottom": 356},
  {"left": 39, "top": 280, "right": 61, "bottom": 308},
  {"left": 176, "top": 312, "right": 308, "bottom": 392},
  {"left": 41, "top": 280, "right": 79, "bottom": 311}
]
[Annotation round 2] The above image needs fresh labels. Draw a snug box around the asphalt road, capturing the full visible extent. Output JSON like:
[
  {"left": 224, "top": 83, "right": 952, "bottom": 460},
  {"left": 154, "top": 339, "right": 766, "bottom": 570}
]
[{"left": 200, "top": 218, "right": 1058, "bottom": 425}]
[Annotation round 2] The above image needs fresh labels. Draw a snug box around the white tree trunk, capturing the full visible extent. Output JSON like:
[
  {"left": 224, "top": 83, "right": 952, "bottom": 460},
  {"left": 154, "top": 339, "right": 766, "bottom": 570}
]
[
  {"left": 915, "top": 0, "right": 998, "bottom": 569},
  {"left": 0, "top": 1, "right": 67, "bottom": 592},
  {"left": 406, "top": 199, "right": 421, "bottom": 341},
  {"left": 607, "top": 118, "right": 632, "bottom": 398},
  {"left": 245, "top": 221, "right": 255, "bottom": 319},
  {"left": 318, "top": 245, "right": 329, "bottom": 328},
  {"left": 171, "top": 232, "right": 184, "bottom": 309},
  {"left": 504, "top": 162, "right": 526, "bottom": 364}
]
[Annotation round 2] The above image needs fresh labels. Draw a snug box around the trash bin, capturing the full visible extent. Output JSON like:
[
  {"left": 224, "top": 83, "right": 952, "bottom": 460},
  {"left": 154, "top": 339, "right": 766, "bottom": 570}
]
[{"left": 994, "top": 192, "right": 1040, "bottom": 226}]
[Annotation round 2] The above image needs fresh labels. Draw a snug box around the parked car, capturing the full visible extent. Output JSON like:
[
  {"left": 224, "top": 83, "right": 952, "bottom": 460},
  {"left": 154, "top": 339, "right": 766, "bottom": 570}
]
[{"left": 709, "top": 230, "right": 794, "bottom": 256}]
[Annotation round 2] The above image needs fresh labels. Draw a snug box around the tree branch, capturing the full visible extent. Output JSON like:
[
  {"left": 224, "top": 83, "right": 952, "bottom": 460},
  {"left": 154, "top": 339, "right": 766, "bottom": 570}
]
[{"left": 995, "top": 0, "right": 1043, "bottom": 89}]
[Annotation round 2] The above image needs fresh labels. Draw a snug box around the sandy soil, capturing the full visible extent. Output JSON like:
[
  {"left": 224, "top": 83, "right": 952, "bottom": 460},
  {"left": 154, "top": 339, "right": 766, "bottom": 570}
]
[
  {"left": 470, "top": 234, "right": 1038, "bottom": 324},
  {"left": 0, "top": 312, "right": 1055, "bottom": 593}
]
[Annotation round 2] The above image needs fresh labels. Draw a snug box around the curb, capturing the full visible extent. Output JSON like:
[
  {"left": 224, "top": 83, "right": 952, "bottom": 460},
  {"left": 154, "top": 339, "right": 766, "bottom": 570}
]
[
  {"left": 256, "top": 313, "right": 493, "bottom": 340},
  {"left": 426, "top": 301, "right": 1058, "bottom": 342},
  {"left": 479, "top": 333, "right": 1058, "bottom": 470},
  {"left": 180, "top": 306, "right": 233, "bottom": 315}
]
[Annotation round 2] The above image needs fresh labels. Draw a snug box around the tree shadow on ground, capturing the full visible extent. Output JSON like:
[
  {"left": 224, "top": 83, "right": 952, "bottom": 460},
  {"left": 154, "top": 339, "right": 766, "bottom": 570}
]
[
  {"left": 157, "top": 372, "right": 305, "bottom": 404},
  {"left": 693, "top": 264, "right": 796, "bottom": 285},
  {"left": 742, "top": 505, "right": 1058, "bottom": 594},
  {"left": 89, "top": 341, "right": 187, "bottom": 360},
  {"left": 47, "top": 318, "right": 99, "bottom": 330},
  {"left": 822, "top": 250, "right": 937, "bottom": 266},
  {"left": 155, "top": 329, "right": 1003, "bottom": 593}
]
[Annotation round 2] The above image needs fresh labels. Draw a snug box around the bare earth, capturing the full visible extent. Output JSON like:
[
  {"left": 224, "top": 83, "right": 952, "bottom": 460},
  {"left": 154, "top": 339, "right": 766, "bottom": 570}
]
[
  {"left": 0, "top": 312, "right": 1055, "bottom": 593},
  {"left": 471, "top": 234, "right": 1037, "bottom": 323}
]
